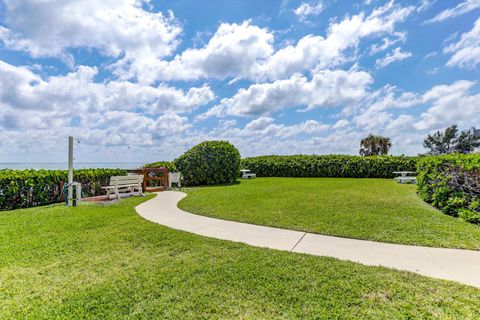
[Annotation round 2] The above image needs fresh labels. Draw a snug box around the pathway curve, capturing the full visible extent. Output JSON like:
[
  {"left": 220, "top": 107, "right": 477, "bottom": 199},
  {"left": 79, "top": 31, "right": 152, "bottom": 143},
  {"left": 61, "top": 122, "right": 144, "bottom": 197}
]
[{"left": 136, "top": 191, "right": 480, "bottom": 288}]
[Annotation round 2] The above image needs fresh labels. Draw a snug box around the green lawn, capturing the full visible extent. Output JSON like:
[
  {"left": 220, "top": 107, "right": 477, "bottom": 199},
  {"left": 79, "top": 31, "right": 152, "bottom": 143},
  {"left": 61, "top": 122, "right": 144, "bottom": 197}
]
[
  {"left": 178, "top": 178, "right": 480, "bottom": 250},
  {"left": 1, "top": 196, "right": 480, "bottom": 318}
]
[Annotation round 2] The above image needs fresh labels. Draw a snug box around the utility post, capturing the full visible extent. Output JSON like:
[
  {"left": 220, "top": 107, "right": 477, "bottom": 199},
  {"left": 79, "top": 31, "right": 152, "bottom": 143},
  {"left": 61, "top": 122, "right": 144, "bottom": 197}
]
[{"left": 67, "top": 136, "right": 74, "bottom": 207}]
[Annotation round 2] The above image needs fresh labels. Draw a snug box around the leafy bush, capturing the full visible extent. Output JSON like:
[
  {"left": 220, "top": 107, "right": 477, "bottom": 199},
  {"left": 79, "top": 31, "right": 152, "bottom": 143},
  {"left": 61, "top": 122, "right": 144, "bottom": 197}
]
[
  {"left": 174, "top": 141, "right": 240, "bottom": 186},
  {"left": 143, "top": 161, "right": 177, "bottom": 171},
  {"left": 0, "top": 168, "right": 126, "bottom": 211},
  {"left": 241, "top": 155, "right": 417, "bottom": 178},
  {"left": 417, "top": 154, "right": 480, "bottom": 224}
]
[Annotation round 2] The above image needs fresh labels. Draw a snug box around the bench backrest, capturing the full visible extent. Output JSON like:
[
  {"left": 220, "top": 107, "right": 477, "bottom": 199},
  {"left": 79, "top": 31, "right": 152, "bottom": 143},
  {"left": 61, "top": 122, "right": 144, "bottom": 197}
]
[
  {"left": 109, "top": 175, "right": 143, "bottom": 186},
  {"left": 169, "top": 172, "right": 181, "bottom": 183}
]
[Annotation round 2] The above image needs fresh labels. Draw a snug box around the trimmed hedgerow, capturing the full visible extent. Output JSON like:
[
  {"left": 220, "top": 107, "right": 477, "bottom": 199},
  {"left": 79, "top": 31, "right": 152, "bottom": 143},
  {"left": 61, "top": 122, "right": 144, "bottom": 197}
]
[
  {"left": 416, "top": 154, "right": 480, "bottom": 224},
  {"left": 174, "top": 141, "right": 240, "bottom": 186},
  {"left": 241, "top": 155, "right": 418, "bottom": 178},
  {"left": 143, "top": 161, "right": 177, "bottom": 172},
  {"left": 0, "top": 168, "right": 126, "bottom": 211}
]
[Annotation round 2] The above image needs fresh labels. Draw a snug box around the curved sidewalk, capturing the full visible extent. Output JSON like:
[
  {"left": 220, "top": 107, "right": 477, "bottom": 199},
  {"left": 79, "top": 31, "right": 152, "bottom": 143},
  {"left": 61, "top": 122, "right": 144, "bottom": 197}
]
[{"left": 136, "top": 191, "right": 480, "bottom": 288}]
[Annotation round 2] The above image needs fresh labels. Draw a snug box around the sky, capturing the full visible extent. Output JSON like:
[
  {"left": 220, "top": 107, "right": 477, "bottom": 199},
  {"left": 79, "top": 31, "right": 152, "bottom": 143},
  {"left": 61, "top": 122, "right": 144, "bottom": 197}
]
[{"left": 0, "top": 0, "right": 479, "bottom": 163}]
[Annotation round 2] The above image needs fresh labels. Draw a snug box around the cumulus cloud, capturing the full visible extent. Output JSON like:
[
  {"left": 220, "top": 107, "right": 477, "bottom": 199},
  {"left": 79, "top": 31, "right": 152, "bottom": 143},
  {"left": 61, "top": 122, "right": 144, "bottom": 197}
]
[
  {"left": 375, "top": 47, "right": 412, "bottom": 68},
  {"left": 293, "top": 1, "right": 326, "bottom": 21},
  {"left": 415, "top": 80, "right": 480, "bottom": 130},
  {"left": 259, "top": 0, "right": 414, "bottom": 80},
  {"left": 114, "top": 1, "right": 414, "bottom": 83},
  {"left": 198, "top": 69, "right": 372, "bottom": 119},
  {"left": 0, "top": 59, "right": 214, "bottom": 150},
  {"left": 122, "top": 21, "right": 274, "bottom": 83},
  {"left": 444, "top": 17, "right": 480, "bottom": 68},
  {"left": 425, "top": 0, "right": 480, "bottom": 23},
  {"left": 0, "top": 0, "right": 181, "bottom": 69},
  {"left": 0, "top": 60, "right": 214, "bottom": 117}
]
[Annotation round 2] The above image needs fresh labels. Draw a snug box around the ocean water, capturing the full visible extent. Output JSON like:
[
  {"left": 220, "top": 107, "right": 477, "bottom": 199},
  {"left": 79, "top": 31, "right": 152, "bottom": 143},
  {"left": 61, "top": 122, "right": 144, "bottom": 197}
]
[{"left": 0, "top": 162, "right": 146, "bottom": 170}]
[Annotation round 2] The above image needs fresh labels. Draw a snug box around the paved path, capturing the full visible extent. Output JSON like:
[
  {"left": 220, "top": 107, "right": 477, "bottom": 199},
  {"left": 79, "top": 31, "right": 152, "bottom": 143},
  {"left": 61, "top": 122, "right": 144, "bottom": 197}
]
[{"left": 136, "top": 191, "right": 480, "bottom": 288}]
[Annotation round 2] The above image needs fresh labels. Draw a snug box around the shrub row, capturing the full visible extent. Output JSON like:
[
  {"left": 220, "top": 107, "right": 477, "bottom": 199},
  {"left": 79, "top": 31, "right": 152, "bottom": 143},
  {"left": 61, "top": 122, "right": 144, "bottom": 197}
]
[
  {"left": 241, "top": 155, "right": 418, "bottom": 178},
  {"left": 0, "top": 168, "right": 127, "bottom": 211},
  {"left": 175, "top": 141, "right": 240, "bottom": 186},
  {"left": 143, "top": 161, "right": 177, "bottom": 172},
  {"left": 416, "top": 154, "right": 480, "bottom": 224}
]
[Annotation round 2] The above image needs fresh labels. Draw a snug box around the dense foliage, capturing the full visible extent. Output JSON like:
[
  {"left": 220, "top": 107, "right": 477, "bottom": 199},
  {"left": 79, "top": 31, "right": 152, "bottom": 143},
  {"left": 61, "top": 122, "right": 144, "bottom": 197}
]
[
  {"left": 143, "top": 161, "right": 177, "bottom": 171},
  {"left": 0, "top": 168, "right": 126, "bottom": 210},
  {"left": 359, "top": 134, "right": 392, "bottom": 156},
  {"left": 423, "top": 124, "right": 480, "bottom": 155},
  {"left": 241, "top": 155, "right": 417, "bottom": 178},
  {"left": 174, "top": 140, "right": 241, "bottom": 186},
  {"left": 417, "top": 154, "right": 480, "bottom": 224}
]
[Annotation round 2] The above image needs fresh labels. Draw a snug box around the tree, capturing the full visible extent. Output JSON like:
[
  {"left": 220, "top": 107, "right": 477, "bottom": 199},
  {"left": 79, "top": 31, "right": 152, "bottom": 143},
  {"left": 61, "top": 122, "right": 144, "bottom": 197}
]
[
  {"left": 359, "top": 134, "right": 392, "bottom": 156},
  {"left": 423, "top": 124, "right": 480, "bottom": 155}
]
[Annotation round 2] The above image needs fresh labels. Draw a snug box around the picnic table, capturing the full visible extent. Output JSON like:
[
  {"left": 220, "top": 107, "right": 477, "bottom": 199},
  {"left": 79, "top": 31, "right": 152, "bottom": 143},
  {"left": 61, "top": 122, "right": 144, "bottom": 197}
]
[
  {"left": 393, "top": 171, "right": 416, "bottom": 184},
  {"left": 240, "top": 169, "right": 256, "bottom": 179}
]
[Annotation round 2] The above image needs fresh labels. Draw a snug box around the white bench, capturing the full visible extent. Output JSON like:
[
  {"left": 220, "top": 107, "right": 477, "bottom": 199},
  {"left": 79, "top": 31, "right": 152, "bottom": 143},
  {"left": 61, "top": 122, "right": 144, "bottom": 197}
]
[
  {"left": 169, "top": 172, "right": 182, "bottom": 188},
  {"left": 101, "top": 175, "right": 144, "bottom": 200},
  {"left": 240, "top": 169, "right": 256, "bottom": 179}
]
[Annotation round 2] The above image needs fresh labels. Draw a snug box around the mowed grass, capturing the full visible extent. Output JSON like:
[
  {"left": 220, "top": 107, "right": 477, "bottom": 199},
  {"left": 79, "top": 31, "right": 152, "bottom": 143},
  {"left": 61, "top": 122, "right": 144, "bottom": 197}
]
[
  {"left": 1, "top": 196, "right": 480, "bottom": 318},
  {"left": 178, "top": 178, "right": 480, "bottom": 250}
]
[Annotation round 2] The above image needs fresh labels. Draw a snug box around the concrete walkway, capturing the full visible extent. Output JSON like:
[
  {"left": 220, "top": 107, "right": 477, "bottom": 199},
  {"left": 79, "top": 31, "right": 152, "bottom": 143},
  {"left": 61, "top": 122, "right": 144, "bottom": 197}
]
[{"left": 136, "top": 191, "right": 480, "bottom": 288}]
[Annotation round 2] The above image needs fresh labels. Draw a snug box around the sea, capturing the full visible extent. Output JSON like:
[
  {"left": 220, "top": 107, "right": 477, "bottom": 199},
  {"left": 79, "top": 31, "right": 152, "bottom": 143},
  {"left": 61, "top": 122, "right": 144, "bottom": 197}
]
[{"left": 0, "top": 162, "right": 146, "bottom": 170}]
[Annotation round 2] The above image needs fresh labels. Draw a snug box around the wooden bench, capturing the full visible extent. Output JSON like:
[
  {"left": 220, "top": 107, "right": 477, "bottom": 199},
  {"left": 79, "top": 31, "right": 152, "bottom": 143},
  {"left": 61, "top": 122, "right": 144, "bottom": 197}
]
[{"left": 101, "top": 175, "right": 144, "bottom": 200}]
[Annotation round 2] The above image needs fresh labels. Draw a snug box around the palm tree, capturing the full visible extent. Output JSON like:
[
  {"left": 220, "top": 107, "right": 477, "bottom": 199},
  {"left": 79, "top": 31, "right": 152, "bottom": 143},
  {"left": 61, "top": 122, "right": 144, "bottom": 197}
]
[{"left": 359, "top": 134, "right": 392, "bottom": 156}]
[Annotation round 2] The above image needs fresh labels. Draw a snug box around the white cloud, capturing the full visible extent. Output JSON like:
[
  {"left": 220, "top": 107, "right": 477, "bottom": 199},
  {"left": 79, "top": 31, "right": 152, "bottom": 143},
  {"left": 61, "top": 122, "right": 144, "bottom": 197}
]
[
  {"left": 0, "top": 60, "right": 214, "bottom": 117},
  {"left": 124, "top": 21, "right": 274, "bottom": 83},
  {"left": 293, "top": 1, "right": 326, "bottom": 21},
  {"left": 375, "top": 47, "right": 412, "bottom": 68},
  {"left": 332, "top": 119, "right": 350, "bottom": 130},
  {"left": 369, "top": 32, "right": 406, "bottom": 55},
  {"left": 113, "top": 1, "right": 414, "bottom": 83},
  {"left": 416, "top": 0, "right": 436, "bottom": 13},
  {"left": 444, "top": 17, "right": 480, "bottom": 68},
  {"left": 261, "top": 1, "right": 414, "bottom": 80},
  {"left": 0, "top": 0, "right": 181, "bottom": 70},
  {"left": 415, "top": 80, "right": 480, "bottom": 130},
  {"left": 198, "top": 69, "right": 372, "bottom": 119},
  {"left": 0, "top": 59, "right": 215, "bottom": 151},
  {"left": 425, "top": 0, "right": 480, "bottom": 23}
]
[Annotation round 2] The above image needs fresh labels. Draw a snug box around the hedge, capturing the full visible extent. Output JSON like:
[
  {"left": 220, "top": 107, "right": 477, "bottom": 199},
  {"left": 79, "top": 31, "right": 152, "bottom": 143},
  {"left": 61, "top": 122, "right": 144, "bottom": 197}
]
[
  {"left": 416, "top": 154, "right": 480, "bottom": 224},
  {"left": 0, "top": 168, "right": 127, "bottom": 211},
  {"left": 241, "top": 155, "right": 418, "bottom": 178},
  {"left": 143, "top": 161, "right": 177, "bottom": 172},
  {"left": 175, "top": 141, "right": 241, "bottom": 186}
]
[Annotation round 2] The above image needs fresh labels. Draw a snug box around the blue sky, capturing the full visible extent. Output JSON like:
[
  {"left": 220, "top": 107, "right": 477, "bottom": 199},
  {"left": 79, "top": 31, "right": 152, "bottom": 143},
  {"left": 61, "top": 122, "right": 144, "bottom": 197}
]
[{"left": 0, "top": 0, "right": 479, "bottom": 163}]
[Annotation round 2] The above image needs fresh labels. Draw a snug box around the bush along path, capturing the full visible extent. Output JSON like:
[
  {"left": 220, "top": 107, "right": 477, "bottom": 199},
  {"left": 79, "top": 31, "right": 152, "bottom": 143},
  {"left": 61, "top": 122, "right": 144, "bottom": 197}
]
[
  {"left": 417, "top": 154, "right": 480, "bottom": 224},
  {"left": 137, "top": 191, "right": 480, "bottom": 288}
]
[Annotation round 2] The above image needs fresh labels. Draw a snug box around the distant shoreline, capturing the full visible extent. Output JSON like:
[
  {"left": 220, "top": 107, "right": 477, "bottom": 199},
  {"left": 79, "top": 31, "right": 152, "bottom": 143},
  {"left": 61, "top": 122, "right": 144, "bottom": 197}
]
[{"left": 0, "top": 162, "right": 146, "bottom": 170}]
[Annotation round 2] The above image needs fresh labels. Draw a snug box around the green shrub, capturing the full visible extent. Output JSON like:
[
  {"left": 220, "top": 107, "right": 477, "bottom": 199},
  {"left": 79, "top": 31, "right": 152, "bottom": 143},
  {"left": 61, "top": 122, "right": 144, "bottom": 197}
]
[
  {"left": 0, "top": 168, "right": 126, "bottom": 211},
  {"left": 416, "top": 154, "right": 480, "bottom": 224},
  {"left": 143, "top": 161, "right": 177, "bottom": 171},
  {"left": 174, "top": 141, "right": 241, "bottom": 186},
  {"left": 241, "top": 155, "right": 417, "bottom": 178}
]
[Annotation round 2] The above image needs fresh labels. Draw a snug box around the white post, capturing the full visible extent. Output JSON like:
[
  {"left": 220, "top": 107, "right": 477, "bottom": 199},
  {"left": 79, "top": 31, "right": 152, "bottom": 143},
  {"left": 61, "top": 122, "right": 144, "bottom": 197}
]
[{"left": 67, "top": 136, "right": 73, "bottom": 207}]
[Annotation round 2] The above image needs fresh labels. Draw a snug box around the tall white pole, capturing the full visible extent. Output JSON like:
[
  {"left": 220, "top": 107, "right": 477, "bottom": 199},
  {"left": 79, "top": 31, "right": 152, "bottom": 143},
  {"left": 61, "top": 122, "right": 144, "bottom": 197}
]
[{"left": 67, "top": 136, "right": 73, "bottom": 207}]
